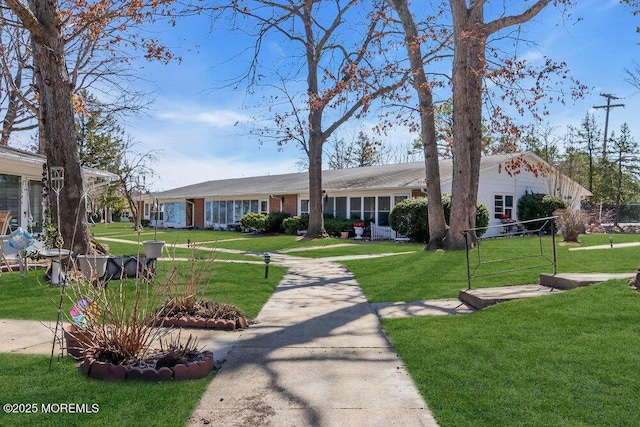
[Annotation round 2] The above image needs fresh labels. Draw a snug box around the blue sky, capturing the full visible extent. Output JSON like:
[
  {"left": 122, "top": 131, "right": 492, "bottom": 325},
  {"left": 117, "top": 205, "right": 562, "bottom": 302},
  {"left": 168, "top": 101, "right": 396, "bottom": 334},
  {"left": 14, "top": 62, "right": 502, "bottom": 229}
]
[{"left": 125, "top": 0, "right": 640, "bottom": 191}]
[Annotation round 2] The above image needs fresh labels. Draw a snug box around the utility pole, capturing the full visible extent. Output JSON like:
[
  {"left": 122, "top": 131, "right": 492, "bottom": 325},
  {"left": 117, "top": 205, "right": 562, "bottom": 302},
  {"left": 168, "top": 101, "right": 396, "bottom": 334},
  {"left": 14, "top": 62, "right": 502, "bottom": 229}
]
[{"left": 593, "top": 93, "right": 624, "bottom": 160}]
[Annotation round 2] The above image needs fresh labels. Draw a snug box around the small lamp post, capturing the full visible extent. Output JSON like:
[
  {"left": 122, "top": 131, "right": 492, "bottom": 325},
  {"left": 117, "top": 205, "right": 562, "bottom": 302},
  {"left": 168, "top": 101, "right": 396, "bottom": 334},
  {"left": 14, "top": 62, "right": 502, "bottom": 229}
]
[
  {"left": 263, "top": 252, "right": 271, "bottom": 279},
  {"left": 609, "top": 235, "right": 613, "bottom": 248}
]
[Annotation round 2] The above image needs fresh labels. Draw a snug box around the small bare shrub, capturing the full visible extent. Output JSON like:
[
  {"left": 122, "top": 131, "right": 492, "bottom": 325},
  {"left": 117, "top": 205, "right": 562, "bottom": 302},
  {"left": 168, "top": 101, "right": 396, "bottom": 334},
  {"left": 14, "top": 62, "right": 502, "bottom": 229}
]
[{"left": 554, "top": 208, "right": 589, "bottom": 243}]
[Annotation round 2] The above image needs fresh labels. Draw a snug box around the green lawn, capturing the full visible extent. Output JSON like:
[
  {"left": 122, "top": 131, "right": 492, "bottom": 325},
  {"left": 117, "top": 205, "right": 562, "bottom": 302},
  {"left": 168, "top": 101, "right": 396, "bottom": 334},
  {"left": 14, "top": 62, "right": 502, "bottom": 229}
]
[
  {"left": 0, "top": 353, "right": 210, "bottom": 427},
  {"left": 3, "top": 225, "right": 640, "bottom": 426},
  {"left": 384, "top": 280, "right": 640, "bottom": 426}
]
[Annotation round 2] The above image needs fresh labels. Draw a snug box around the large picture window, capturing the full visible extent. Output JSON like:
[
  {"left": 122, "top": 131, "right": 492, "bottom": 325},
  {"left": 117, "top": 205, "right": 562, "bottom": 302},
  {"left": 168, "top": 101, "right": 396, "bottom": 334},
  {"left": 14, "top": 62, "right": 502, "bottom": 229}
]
[{"left": 205, "top": 199, "right": 265, "bottom": 225}]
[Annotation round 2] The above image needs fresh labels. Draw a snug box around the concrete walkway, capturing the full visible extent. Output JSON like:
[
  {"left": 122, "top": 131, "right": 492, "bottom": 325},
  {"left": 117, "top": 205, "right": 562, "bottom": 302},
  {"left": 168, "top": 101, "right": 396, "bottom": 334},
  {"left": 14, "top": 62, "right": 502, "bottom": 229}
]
[{"left": 187, "top": 254, "right": 439, "bottom": 426}]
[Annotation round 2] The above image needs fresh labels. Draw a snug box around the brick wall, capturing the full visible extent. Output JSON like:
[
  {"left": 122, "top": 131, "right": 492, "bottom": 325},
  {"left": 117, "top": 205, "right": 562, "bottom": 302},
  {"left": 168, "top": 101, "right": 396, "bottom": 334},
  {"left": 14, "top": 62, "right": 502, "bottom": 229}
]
[
  {"left": 193, "top": 198, "right": 204, "bottom": 229},
  {"left": 269, "top": 196, "right": 281, "bottom": 214},
  {"left": 283, "top": 195, "right": 298, "bottom": 216}
]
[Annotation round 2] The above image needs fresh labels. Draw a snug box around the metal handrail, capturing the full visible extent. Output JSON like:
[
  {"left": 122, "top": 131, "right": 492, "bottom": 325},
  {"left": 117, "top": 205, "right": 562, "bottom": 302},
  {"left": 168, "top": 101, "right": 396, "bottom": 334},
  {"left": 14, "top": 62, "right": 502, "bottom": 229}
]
[{"left": 463, "top": 216, "right": 557, "bottom": 290}]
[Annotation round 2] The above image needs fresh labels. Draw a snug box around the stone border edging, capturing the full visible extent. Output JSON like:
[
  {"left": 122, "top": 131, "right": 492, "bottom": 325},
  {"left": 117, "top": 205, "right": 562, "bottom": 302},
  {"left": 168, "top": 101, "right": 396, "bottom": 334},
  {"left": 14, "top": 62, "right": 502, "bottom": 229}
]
[{"left": 79, "top": 350, "right": 215, "bottom": 381}]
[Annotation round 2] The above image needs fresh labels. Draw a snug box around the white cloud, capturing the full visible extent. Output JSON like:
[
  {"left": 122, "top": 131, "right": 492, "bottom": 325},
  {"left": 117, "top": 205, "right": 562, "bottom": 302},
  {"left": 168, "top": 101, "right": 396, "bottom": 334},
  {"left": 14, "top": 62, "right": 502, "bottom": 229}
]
[{"left": 158, "top": 109, "right": 250, "bottom": 127}]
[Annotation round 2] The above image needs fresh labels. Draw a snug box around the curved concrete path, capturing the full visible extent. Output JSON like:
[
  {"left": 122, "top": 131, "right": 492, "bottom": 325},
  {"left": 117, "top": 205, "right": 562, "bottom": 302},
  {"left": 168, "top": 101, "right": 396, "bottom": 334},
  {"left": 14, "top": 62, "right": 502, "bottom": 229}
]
[{"left": 187, "top": 254, "right": 438, "bottom": 426}]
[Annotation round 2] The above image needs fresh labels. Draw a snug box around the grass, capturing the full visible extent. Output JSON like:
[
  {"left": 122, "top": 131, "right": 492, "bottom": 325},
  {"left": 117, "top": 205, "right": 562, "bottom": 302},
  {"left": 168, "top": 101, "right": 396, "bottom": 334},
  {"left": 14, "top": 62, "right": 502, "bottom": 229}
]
[
  {"left": 342, "top": 233, "right": 640, "bottom": 302},
  {"left": 0, "top": 353, "right": 211, "bottom": 427},
  {"left": 383, "top": 280, "right": 640, "bottom": 426},
  {"left": 0, "top": 261, "right": 285, "bottom": 321},
  {"left": 3, "top": 224, "right": 640, "bottom": 426}
]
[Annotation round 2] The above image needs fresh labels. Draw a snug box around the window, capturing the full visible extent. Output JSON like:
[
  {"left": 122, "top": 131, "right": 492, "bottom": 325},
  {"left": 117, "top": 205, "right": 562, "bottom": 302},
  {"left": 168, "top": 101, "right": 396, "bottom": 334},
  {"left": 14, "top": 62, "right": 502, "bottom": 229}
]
[
  {"left": 150, "top": 203, "right": 164, "bottom": 221},
  {"left": 260, "top": 200, "right": 268, "bottom": 214},
  {"left": 494, "top": 194, "right": 514, "bottom": 220},
  {"left": 349, "top": 197, "right": 361, "bottom": 219},
  {"left": 300, "top": 199, "right": 309, "bottom": 215},
  {"left": 323, "top": 197, "right": 334, "bottom": 216},
  {"left": 378, "top": 197, "right": 391, "bottom": 226},
  {"left": 28, "top": 180, "right": 43, "bottom": 232},
  {"left": 144, "top": 203, "right": 150, "bottom": 217},
  {"left": 219, "top": 202, "right": 227, "bottom": 223},
  {"left": 164, "top": 202, "right": 184, "bottom": 224},
  {"left": 364, "top": 197, "right": 375, "bottom": 222},
  {"left": 335, "top": 197, "right": 347, "bottom": 219},
  {"left": 0, "top": 174, "right": 20, "bottom": 223},
  {"left": 393, "top": 194, "right": 408, "bottom": 206},
  {"left": 226, "top": 201, "right": 234, "bottom": 223}
]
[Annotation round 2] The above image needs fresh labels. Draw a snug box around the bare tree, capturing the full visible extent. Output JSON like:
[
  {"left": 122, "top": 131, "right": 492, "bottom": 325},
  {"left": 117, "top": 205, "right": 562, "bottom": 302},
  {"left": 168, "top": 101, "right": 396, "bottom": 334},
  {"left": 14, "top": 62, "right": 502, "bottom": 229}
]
[
  {"left": 1, "top": 1, "right": 175, "bottom": 150},
  {"left": 115, "top": 140, "right": 159, "bottom": 231},
  {"left": 0, "top": 8, "right": 37, "bottom": 146},
  {"left": 212, "top": 0, "right": 409, "bottom": 239},
  {"left": 5, "top": 0, "right": 176, "bottom": 255},
  {"left": 386, "top": 0, "right": 449, "bottom": 249}
]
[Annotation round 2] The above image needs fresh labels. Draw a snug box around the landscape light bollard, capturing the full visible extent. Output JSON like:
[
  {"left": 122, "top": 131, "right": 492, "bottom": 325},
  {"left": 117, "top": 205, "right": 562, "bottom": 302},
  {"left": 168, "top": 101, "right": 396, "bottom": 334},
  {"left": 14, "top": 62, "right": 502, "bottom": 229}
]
[
  {"left": 609, "top": 235, "right": 613, "bottom": 248},
  {"left": 264, "top": 252, "right": 271, "bottom": 279}
]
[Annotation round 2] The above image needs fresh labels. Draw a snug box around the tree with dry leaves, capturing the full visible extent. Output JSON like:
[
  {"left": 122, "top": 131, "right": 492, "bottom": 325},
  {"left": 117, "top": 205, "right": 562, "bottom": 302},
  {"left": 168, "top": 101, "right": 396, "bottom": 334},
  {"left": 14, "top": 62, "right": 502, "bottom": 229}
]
[
  {"left": 385, "top": 1, "right": 583, "bottom": 250},
  {"left": 444, "top": 0, "right": 582, "bottom": 250},
  {"left": 4, "top": 0, "right": 176, "bottom": 255}
]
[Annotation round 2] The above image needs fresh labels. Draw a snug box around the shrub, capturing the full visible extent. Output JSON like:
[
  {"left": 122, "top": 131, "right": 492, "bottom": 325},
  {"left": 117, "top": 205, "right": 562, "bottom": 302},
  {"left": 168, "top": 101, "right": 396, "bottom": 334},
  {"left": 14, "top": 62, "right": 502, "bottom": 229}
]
[
  {"left": 389, "top": 195, "right": 490, "bottom": 243},
  {"left": 264, "top": 211, "right": 292, "bottom": 233},
  {"left": 389, "top": 198, "right": 430, "bottom": 242},
  {"left": 441, "top": 193, "right": 489, "bottom": 238},
  {"left": 554, "top": 208, "right": 588, "bottom": 242},
  {"left": 324, "top": 217, "right": 354, "bottom": 236},
  {"left": 517, "top": 193, "right": 567, "bottom": 230},
  {"left": 239, "top": 212, "right": 268, "bottom": 231},
  {"left": 283, "top": 215, "right": 309, "bottom": 235}
]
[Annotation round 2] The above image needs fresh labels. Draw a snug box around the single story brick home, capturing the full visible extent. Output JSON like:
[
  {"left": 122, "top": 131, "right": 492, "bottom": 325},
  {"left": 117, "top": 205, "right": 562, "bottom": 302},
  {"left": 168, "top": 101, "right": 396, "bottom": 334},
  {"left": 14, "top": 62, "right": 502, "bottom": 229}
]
[
  {"left": 141, "top": 152, "right": 590, "bottom": 238},
  {"left": 0, "top": 145, "right": 117, "bottom": 232}
]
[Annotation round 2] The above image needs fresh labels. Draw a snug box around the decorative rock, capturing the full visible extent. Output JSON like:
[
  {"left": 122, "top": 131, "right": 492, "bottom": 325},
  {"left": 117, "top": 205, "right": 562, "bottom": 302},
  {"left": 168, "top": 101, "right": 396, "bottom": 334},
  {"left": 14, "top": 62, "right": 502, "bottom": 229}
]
[
  {"left": 172, "top": 363, "right": 191, "bottom": 380},
  {"left": 157, "top": 315, "right": 249, "bottom": 329},
  {"left": 157, "top": 367, "right": 174, "bottom": 380},
  {"left": 80, "top": 353, "right": 213, "bottom": 381},
  {"left": 176, "top": 316, "right": 190, "bottom": 327},
  {"left": 213, "top": 320, "right": 227, "bottom": 329},
  {"left": 223, "top": 319, "right": 236, "bottom": 331},
  {"left": 79, "top": 356, "right": 94, "bottom": 375},
  {"left": 89, "top": 361, "right": 127, "bottom": 381},
  {"left": 236, "top": 316, "right": 248, "bottom": 329},
  {"left": 127, "top": 366, "right": 144, "bottom": 380}
]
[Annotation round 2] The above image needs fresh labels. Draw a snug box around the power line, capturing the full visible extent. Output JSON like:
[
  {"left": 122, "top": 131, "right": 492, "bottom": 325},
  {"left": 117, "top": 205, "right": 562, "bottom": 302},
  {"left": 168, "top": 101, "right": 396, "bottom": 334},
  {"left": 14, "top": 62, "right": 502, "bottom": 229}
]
[{"left": 593, "top": 93, "right": 624, "bottom": 159}]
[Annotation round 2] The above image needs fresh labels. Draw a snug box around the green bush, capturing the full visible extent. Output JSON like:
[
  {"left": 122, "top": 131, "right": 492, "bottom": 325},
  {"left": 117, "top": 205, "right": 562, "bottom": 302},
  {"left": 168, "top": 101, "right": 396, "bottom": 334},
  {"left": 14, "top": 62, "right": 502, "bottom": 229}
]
[
  {"left": 283, "top": 215, "right": 309, "bottom": 235},
  {"left": 324, "top": 217, "right": 354, "bottom": 236},
  {"left": 389, "top": 195, "right": 490, "bottom": 243},
  {"left": 239, "top": 212, "right": 268, "bottom": 231},
  {"left": 517, "top": 193, "right": 567, "bottom": 230},
  {"left": 389, "top": 197, "right": 430, "bottom": 242},
  {"left": 265, "top": 211, "right": 292, "bottom": 233}
]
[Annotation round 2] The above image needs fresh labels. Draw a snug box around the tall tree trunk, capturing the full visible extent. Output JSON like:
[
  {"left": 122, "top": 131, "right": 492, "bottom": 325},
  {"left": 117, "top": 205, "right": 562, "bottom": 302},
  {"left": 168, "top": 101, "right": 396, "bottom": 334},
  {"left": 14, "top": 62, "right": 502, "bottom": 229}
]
[
  {"left": 306, "top": 132, "right": 326, "bottom": 239},
  {"left": 28, "top": 0, "right": 90, "bottom": 255},
  {"left": 446, "top": 1, "right": 485, "bottom": 250},
  {"left": 388, "top": 0, "right": 447, "bottom": 250}
]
